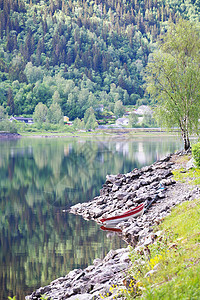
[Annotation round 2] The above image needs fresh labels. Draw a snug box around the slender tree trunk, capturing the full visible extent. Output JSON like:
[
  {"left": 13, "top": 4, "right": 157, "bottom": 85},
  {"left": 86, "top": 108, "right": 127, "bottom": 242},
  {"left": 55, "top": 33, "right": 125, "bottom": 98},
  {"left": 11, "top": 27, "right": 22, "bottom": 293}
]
[
  {"left": 182, "top": 129, "right": 190, "bottom": 151},
  {"left": 180, "top": 118, "right": 190, "bottom": 151}
]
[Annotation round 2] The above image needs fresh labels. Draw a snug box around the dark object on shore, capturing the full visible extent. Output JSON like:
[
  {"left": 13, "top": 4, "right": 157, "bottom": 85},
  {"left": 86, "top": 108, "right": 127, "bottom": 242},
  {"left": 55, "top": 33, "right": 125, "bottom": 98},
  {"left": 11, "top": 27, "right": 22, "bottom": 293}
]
[{"left": 0, "top": 131, "right": 21, "bottom": 139}]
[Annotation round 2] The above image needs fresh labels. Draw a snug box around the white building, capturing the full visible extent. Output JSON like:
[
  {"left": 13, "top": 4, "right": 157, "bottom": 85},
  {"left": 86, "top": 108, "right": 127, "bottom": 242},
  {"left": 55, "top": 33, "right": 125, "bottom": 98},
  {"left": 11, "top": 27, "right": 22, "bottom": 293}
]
[{"left": 115, "top": 118, "right": 129, "bottom": 126}]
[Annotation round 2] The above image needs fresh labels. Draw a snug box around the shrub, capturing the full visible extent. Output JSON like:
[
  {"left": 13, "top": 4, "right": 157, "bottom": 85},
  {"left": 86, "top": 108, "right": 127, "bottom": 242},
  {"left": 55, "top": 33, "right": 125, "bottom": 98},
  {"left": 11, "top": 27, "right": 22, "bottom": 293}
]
[
  {"left": 0, "top": 120, "right": 18, "bottom": 133},
  {"left": 192, "top": 142, "right": 200, "bottom": 168}
]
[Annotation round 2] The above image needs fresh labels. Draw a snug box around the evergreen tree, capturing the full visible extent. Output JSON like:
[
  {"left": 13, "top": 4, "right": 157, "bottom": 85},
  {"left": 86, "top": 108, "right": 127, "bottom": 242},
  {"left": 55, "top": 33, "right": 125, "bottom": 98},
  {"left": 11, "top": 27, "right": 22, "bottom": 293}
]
[{"left": 0, "top": 0, "right": 200, "bottom": 120}]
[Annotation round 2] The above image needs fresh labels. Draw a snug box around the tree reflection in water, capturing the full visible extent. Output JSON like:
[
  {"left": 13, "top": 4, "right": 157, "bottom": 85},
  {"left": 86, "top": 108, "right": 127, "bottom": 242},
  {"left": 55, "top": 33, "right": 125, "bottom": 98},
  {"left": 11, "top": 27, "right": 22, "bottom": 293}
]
[{"left": 0, "top": 136, "right": 182, "bottom": 299}]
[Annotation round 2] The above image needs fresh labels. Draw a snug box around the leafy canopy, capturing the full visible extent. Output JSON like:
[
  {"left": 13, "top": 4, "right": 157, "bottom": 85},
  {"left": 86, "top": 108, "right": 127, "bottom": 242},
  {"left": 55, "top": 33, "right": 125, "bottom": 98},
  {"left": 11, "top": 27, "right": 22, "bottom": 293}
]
[{"left": 145, "top": 18, "right": 200, "bottom": 150}]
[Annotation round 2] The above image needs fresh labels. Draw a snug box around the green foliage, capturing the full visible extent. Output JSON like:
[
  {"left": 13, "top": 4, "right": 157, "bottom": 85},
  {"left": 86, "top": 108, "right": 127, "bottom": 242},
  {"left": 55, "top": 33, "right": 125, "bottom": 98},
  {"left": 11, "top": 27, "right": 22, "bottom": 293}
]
[
  {"left": 0, "top": 0, "right": 153, "bottom": 118},
  {"left": 47, "top": 102, "right": 63, "bottom": 125},
  {"left": 24, "top": 62, "right": 44, "bottom": 84},
  {"left": 84, "top": 107, "right": 98, "bottom": 130},
  {"left": 127, "top": 198, "right": 200, "bottom": 299},
  {"left": 0, "top": 106, "right": 18, "bottom": 133},
  {"left": 145, "top": 18, "right": 200, "bottom": 150},
  {"left": 128, "top": 112, "right": 139, "bottom": 128},
  {"left": 8, "top": 296, "right": 16, "bottom": 300},
  {"left": 0, "top": 106, "right": 7, "bottom": 121},
  {"left": 192, "top": 142, "right": 200, "bottom": 168},
  {"left": 142, "top": 113, "right": 157, "bottom": 128},
  {"left": 0, "top": 120, "right": 18, "bottom": 133},
  {"left": 172, "top": 168, "right": 200, "bottom": 185},
  {"left": 73, "top": 117, "right": 84, "bottom": 130},
  {"left": 33, "top": 102, "right": 48, "bottom": 125},
  {"left": 0, "top": 0, "right": 200, "bottom": 120},
  {"left": 114, "top": 100, "right": 125, "bottom": 118},
  {"left": 4, "top": 0, "right": 200, "bottom": 119}
]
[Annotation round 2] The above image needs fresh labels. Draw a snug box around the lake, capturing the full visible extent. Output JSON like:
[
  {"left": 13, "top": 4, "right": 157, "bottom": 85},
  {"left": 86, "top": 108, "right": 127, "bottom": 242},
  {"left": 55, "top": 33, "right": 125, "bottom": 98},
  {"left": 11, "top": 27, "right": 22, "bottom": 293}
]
[{"left": 0, "top": 135, "right": 183, "bottom": 299}]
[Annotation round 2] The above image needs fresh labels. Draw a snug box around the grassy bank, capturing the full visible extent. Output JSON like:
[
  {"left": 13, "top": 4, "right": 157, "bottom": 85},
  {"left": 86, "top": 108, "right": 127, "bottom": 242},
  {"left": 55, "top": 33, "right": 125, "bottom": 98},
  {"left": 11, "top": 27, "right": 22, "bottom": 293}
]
[
  {"left": 18, "top": 128, "right": 180, "bottom": 138},
  {"left": 125, "top": 166, "right": 200, "bottom": 299},
  {"left": 100, "top": 164, "right": 200, "bottom": 300},
  {"left": 126, "top": 198, "right": 200, "bottom": 299}
]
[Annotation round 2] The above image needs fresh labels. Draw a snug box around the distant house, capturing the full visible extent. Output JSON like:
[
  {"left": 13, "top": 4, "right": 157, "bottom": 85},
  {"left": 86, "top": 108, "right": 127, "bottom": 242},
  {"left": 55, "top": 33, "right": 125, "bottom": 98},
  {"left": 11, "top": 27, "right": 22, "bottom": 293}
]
[
  {"left": 63, "top": 116, "right": 69, "bottom": 123},
  {"left": 135, "top": 105, "right": 153, "bottom": 115},
  {"left": 10, "top": 116, "right": 33, "bottom": 124},
  {"left": 63, "top": 116, "right": 72, "bottom": 125},
  {"left": 95, "top": 104, "right": 104, "bottom": 113},
  {"left": 116, "top": 117, "right": 129, "bottom": 126},
  {"left": 124, "top": 111, "right": 130, "bottom": 117}
]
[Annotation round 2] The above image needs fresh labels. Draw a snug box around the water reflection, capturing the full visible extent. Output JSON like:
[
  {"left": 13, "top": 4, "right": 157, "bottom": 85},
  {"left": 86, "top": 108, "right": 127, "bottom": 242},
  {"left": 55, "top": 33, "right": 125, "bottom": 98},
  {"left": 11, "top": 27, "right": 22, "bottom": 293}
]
[{"left": 0, "top": 136, "right": 182, "bottom": 299}]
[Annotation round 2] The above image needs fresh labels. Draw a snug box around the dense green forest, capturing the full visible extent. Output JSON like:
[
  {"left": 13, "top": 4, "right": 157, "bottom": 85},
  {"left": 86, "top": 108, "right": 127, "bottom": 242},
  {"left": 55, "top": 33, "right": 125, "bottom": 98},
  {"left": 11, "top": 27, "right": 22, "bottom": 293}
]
[{"left": 0, "top": 0, "right": 200, "bottom": 119}]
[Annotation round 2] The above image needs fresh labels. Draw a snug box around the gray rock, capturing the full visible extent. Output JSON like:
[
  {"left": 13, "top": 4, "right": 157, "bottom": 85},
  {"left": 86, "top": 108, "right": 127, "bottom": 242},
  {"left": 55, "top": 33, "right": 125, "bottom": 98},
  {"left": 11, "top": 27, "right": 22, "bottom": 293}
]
[
  {"left": 112, "top": 184, "right": 119, "bottom": 192},
  {"left": 93, "top": 258, "right": 102, "bottom": 266},
  {"left": 115, "top": 192, "right": 128, "bottom": 200},
  {"left": 126, "top": 199, "right": 134, "bottom": 207},
  {"left": 92, "top": 208, "right": 103, "bottom": 218},
  {"left": 68, "top": 294, "right": 95, "bottom": 300},
  {"left": 186, "top": 157, "right": 196, "bottom": 170},
  {"left": 106, "top": 175, "right": 116, "bottom": 183}
]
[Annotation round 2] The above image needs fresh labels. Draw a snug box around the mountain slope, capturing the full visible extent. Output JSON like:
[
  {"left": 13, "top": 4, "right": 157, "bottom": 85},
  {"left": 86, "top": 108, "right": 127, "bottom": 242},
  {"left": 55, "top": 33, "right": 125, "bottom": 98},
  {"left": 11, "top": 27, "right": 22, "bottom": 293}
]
[{"left": 0, "top": 0, "right": 199, "bottom": 118}]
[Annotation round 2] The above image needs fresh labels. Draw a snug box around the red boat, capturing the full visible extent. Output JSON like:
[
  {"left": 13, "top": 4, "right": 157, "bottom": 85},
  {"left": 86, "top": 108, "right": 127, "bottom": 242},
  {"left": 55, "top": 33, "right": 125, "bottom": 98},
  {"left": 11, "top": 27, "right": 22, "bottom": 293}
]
[
  {"left": 99, "top": 202, "right": 145, "bottom": 227},
  {"left": 100, "top": 225, "right": 122, "bottom": 233}
]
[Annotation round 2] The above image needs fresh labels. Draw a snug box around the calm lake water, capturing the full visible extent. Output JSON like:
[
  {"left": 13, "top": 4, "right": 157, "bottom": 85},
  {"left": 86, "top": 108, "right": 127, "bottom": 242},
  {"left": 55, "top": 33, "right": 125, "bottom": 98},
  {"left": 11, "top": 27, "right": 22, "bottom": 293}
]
[{"left": 0, "top": 135, "right": 183, "bottom": 299}]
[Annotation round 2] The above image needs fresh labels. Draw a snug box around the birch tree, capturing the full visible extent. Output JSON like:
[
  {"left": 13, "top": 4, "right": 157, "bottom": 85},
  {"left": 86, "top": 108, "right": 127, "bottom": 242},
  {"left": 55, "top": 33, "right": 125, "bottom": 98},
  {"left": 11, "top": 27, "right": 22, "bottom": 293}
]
[{"left": 145, "top": 19, "right": 200, "bottom": 150}]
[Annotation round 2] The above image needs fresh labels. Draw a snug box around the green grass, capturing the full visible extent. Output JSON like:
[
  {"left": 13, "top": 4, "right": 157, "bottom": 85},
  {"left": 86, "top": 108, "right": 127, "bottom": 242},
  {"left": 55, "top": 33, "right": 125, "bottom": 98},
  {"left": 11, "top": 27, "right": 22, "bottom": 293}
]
[
  {"left": 172, "top": 168, "right": 200, "bottom": 185},
  {"left": 19, "top": 129, "right": 178, "bottom": 138},
  {"left": 126, "top": 161, "right": 200, "bottom": 299},
  {"left": 20, "top": 131, "right": 76, "bottom": 137},
  {"left": 91, "top": 160, "right": 200, "bottom": 300},
  {"left": 125, "top": 198, "right": 200, "bottom": 299},
  {"left": 20, "top": 130, "right": 106, "bottom": 137}
]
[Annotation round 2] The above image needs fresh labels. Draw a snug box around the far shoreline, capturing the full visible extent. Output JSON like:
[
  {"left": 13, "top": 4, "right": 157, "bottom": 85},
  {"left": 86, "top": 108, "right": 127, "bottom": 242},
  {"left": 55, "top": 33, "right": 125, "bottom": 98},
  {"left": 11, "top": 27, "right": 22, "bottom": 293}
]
[{"left": 17, "top": 127, "right": 182, "bottom": 139}]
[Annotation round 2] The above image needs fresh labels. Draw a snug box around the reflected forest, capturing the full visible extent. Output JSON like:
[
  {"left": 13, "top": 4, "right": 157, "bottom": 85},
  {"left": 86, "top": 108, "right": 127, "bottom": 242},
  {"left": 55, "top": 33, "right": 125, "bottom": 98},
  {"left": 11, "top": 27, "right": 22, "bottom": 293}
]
[{"left": 0, "top": 136, "right": 182, "bottom": 299}]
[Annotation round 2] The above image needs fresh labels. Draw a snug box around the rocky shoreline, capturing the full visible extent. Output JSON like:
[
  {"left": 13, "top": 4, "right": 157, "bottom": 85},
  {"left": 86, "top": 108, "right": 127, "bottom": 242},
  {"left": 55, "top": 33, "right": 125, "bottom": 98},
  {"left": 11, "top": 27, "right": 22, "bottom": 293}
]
[
  {"left": 0, "top": 131, "right": 21, "bottom": 139},
  {"left": 26, "top": 151, "right": 200, "bottom": 300}
]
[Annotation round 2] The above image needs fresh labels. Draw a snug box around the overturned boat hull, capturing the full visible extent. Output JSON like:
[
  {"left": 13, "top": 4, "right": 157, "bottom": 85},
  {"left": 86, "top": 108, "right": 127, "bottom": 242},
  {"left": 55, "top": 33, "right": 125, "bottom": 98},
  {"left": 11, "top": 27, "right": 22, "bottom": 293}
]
[{"left": 99, "top": 203, "right": 145, "bottom": 227}]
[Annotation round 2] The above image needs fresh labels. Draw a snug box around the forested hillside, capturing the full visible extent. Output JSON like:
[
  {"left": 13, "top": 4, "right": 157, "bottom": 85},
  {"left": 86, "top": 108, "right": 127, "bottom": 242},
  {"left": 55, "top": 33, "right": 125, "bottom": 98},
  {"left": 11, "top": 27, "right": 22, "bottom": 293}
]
[{"left": 0, "top": 0, "right": 199, "bottom": 119}]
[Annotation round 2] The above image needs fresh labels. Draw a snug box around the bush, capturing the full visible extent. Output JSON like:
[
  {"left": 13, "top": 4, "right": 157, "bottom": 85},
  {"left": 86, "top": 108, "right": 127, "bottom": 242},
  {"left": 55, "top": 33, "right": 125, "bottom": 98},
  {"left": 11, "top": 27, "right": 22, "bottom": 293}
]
[
  {"left": 192, "top": 142, "right": 200, "bottom": 168},
  {"left": 0, "top": 120, "right": 18, "bottom": 133},
  {"left": 24, "top": 125, "right": 38, "bottom": 132}
]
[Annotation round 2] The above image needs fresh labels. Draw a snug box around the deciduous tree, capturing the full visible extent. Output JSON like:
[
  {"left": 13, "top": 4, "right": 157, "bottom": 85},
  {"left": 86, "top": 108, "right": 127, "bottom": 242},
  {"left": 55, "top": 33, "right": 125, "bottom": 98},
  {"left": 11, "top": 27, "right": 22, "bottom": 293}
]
[
  {"left": 145, "top": 19, "right": 200, "bottom": 150},
  {"left": 0, "top": 105, "right": 7, "bottom": 121},
  {"left": 33, "top": 102, "right": 48, "bottom": 125},
  {"left": 47, "top": 102, "right": 63, "bottom": 124},
  {"left": 84, "top": 107, "right": 98, "bottom": 130},
  {"left": 129, "top": 112, "right": 139, "bottom": 127},
  {"left": 114, "top": 100, "right": 125, "bottom": 118}
]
